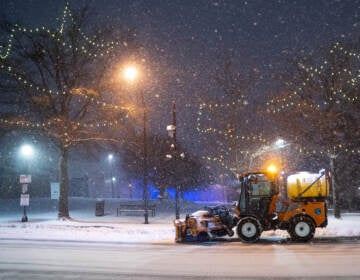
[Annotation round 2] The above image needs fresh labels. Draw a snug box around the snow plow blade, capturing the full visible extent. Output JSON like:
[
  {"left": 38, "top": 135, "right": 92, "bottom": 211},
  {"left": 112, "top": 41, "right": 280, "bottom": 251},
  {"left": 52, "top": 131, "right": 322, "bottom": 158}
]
[{"left": 174, "top": 219, "right": 186, "bottom": 242}]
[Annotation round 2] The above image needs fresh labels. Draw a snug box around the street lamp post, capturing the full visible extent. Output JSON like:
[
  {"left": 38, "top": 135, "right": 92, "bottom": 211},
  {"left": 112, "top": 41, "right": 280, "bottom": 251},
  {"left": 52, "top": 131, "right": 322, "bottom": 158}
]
[
  {"left": 19, "top": 144, "right": 34, "bottom": 222},
  {"left": 167, "top": 101, "right": 180, "bottom": 219},
  {"left": 108, "top": 154, "right": 114, "bottom": 197},
  {"left": 123, "top": 65, "right": 149, "bottom": 224},
  {"left": 141, "top": 90, "right": 149, "bottom": 224}
]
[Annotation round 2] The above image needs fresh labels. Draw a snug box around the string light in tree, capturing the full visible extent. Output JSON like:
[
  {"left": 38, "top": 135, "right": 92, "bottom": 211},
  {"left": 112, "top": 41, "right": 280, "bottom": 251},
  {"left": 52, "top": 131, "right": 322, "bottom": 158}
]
[
  {"left": 0, "top": 1, "right": 139, "bottom": 138},
  {"left": 0, "top": 63, "right": 134, "bottom": 116},
  {"left": 196, "top": 101, "right": 267, "bottom": 142},
  {"left": 196, "top": 97, "right": 273, "bottom": 172},
  {"left": 0, "top": 2, "right": 129, "bottom": 60},
  {"left": 267, "top": 42, "right": 360, "bottom": 113},
  {"left": 265, "top": 42, "right": 359, "bottom": 156}
]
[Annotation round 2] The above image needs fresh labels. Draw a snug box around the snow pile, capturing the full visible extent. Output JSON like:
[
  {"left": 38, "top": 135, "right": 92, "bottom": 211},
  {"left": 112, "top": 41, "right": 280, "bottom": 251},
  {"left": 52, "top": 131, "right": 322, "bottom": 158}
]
[
  {"left": 0, "top": 220, "right": 174, "bottom": 243},
  {"left": 258, "top": 214, "right": 360, "bottom": 239},
  {"left": 317, "top": 213, "right": 360, "bottom": 237},
  {"left": 0, "top": 213, "right": 359, "bottom": 243},
  {"left": 1, "top": 198, "right": 359, "bottom": 243}
]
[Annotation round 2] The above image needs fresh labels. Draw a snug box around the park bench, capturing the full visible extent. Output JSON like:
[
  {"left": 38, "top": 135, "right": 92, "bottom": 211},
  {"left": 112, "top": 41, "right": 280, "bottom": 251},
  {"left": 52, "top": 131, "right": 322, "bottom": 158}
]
[{"left": 116, "top": 202, "right": 156, "bottom": 217}]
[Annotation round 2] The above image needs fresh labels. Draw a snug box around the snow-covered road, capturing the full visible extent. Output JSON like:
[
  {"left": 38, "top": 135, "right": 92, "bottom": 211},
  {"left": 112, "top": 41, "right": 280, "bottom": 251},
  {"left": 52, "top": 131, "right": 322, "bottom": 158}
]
[
  {"left": 1, "top": 208, "right": 360, "bottom": 279},
  {"left": 0, "top": 239, "right": 359, "bottom": 279}
]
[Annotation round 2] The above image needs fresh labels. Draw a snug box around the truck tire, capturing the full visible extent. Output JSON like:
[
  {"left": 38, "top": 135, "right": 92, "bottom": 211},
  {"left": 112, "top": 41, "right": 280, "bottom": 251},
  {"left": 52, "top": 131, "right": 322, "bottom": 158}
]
[
  {"left": 288, "top": 215, "right": 315, "bottom": 242},
  {"left": 236, "top": 217, "right": 262, "bottom": 243}
]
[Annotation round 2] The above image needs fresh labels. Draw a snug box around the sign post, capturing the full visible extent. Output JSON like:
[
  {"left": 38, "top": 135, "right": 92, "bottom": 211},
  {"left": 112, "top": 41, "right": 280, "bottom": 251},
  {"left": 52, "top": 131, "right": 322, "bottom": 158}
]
[
  {"left": 20, "top": 175, "right": 31, "bottom": 222},
  {"left": 50, "top": 182, "right": 60, "bottom": 200}
]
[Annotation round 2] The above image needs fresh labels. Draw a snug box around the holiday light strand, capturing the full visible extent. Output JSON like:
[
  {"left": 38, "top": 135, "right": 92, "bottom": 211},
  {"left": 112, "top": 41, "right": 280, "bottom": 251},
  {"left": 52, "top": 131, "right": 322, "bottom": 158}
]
[
  {"left": 197, "top": 98, "right": 271, "bottom": 171},
  {"left": 197, "top": 100, "right": 268, "bottom": 170},
  {"left": 202, "top": 155, "right": 236, "bottom": 171},
  {"left": 0, "top": 1, "right": 130, "bottom": 114},
  {"left": 64, "top": 3, "right": 125, "bottom": 50},
  {"left": 59, "top": 1, "right": 70, "bottom": 34},
  {"left": 0, "top": 61, "right": 136, "bottom": 114},
  {"left": 0, "top": 2, "right": 126, "bottom": 60},
  {"left": 0, "top": 23, "right": 122, "bottom": 59},
  {"left": 0, "top": 116, "right": 130, "bottom": 131},
  {"left": 200, "top": 142, "right": 360, "bottom": 173},
  {"left": 196, "top": 126, "right": 268, "bottom": 142},
  {"left": 196, "top": 100, "right": 264, "bottom": 141},
  {"left": 197, "top": 102, "right": 360, "bottom": 172},
  {"left": 267, "top": 42, "right": 360, "bottom": 112}
]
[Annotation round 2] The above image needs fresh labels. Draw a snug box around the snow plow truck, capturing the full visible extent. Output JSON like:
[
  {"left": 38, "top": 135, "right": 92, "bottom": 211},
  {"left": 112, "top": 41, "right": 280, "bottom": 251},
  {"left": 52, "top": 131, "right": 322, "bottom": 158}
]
[{"left": 174, "top": 168, "right": 329, "bottom": 243}]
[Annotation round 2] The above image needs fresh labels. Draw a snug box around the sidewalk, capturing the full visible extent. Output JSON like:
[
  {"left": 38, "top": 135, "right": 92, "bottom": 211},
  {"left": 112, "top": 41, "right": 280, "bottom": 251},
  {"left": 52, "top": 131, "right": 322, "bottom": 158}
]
[
  {"left": 0, "top": 209, "right": 177, "bottom": 244},
  {"left": 1, "top": 198, "right": 360, "bottom": 244}
]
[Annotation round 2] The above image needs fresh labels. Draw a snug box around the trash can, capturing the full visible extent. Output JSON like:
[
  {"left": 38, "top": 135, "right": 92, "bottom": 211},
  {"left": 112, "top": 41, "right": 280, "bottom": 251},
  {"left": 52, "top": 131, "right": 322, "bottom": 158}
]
[{"left": 95, "top": 199, "right": 105, "bottom": 216}]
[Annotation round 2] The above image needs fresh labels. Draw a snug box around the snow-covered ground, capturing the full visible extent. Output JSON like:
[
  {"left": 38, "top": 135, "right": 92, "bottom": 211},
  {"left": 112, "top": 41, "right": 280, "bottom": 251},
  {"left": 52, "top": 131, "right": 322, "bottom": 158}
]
[{"left": 1, "top": 198, "right": 359, "bottom": 243}]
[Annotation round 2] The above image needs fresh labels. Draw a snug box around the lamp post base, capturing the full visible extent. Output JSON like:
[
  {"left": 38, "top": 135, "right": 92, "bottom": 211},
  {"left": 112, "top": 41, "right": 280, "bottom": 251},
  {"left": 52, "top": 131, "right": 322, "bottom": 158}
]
[
  {"left": 144, "top": 211, "right": 149, "bottom": 224},
  {"left": 175, "top": 185, "right": 180, "bottom": 219},
  {"left": 21, "top": 206, "right": 28, "bottom": 222}
]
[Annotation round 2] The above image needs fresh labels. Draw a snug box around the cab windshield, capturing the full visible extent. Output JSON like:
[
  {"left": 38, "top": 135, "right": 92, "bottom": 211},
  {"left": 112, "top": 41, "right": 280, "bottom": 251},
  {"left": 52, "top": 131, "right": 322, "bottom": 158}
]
[{"left": 250, "top": 178, "right": 272, "bottom": 196}]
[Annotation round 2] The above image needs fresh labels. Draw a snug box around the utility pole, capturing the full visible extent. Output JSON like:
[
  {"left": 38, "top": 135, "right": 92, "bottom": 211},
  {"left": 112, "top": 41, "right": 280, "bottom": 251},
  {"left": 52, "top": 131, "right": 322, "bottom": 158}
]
[
  {"left": 172, "top": 102, "right": 180, "bottom": 219},
  {"left": 167, "top": 101, "right": 180, "bottom": 219},
  {"left": 141, "top": 91, "right": 149, "bottom": 224}
]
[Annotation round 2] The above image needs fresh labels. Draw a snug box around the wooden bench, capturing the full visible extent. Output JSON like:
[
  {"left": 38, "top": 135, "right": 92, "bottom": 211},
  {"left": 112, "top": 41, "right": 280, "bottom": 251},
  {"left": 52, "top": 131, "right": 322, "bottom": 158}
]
[{"left": 117, "top": 203, "right": 156, "bottom": 217}]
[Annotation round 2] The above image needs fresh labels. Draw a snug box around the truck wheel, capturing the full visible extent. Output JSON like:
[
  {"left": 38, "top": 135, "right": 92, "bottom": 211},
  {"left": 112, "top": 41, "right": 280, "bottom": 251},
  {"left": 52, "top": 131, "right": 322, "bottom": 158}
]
[
  {"left": 289, "top": 216, "right": 315, "bottom": 242},
  {"left": 236, "top": 217, "right": 262, "bottom": 243}
]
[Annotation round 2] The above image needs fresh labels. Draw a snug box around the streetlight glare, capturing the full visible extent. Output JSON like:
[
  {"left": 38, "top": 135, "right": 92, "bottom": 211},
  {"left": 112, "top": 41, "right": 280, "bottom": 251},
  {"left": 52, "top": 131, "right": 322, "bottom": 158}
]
[
  {"left": 123, "top": 65, "right": 138, "bottom": 82},
  {"left": 20, "top": 144, "right": 34, "bottom": 158},
  {"left": 275, "top": 138, "right": 286, "bottom": 148}
]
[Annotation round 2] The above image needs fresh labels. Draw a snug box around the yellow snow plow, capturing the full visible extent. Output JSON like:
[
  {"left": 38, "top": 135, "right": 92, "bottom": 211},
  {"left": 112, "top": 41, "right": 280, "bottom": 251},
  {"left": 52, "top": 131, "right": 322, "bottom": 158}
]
[{"left": 175, "top": 168, "right": 329, "bottom": 243}]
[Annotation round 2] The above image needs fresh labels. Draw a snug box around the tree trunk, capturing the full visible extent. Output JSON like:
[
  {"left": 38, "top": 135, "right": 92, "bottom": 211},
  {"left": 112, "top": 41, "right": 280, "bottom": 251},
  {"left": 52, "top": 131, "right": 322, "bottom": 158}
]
[
  {"left": 180, "top": 188, "right": 185, "bottom": 200},
  {"left": 58, "top": 145, "right": 70, "bottom": 218},
  {"left": 330, "top": 155, "right": 341, "bottom": 219}
]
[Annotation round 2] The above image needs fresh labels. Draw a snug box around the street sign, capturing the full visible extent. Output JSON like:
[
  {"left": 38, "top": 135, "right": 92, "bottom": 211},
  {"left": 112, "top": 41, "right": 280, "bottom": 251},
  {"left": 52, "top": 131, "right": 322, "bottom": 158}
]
[
  {"left": 20, "top": 194, "right": 30, "bottom": 206},
  {"left": 20, "top": 174, "right": 31, "bottom": 184},
  {"left": 21, "top": 184, "right": 28, "bottom": 194},
  {"left": 50, "top": 182, "right": 60, "bottom": 200}
]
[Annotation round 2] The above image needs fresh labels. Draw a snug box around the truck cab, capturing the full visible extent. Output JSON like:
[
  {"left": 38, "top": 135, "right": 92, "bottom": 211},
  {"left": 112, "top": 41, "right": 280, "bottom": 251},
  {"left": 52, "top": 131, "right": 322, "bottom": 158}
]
[{"left": 236, "top": 171, "right": 279, "bottom": 229}]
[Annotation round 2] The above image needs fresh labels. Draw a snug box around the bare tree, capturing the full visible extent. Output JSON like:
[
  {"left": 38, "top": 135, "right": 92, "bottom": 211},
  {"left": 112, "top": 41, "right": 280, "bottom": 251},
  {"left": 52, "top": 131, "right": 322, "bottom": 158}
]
[
  {"left": 268, "top": 40, "right": 360, "bottom": 218},
  {"left": 120, "top": 133, "right": 211, "bottom": 199},
  {"left": 0, "top": 3, "right": 137, "bottom": 218},
  {"left": 197, "top": 55, "right": 261, "bottom": 178}
]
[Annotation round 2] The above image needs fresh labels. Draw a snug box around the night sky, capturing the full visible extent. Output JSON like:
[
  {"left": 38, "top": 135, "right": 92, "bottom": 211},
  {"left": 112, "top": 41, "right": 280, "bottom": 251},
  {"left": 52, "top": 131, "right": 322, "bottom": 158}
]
[{"left": 1, "top": 0, "right": 360, "bottom": 149}]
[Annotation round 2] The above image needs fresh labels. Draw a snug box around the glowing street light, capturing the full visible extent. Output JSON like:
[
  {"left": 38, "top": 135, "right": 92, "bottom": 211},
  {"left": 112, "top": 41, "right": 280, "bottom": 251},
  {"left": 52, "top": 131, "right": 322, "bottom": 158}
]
[
  {"left": 122, "top": 64, "right": 149, "bottom": 224},
  {"left": 249, "top": 138, "right": 288, "bottom": 170},
  {"left": 275, "top": 138, "right": 287, "bottom": 149},
  {"left": 20, "top": 144, "right": 34, "bottom": 158},
  {"left": 123, "top": 65, "right": 139, "bottom": 83},
  {"left": 267, "top": 164, "right": 278, "bottom": 174}
]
